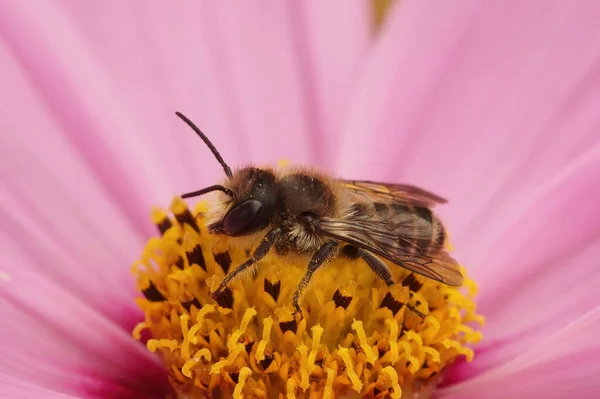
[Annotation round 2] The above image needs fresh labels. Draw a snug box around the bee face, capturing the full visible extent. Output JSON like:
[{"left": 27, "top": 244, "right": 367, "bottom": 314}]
[{"left": 211, "top": 167, "right": 277, "bottom": 237}]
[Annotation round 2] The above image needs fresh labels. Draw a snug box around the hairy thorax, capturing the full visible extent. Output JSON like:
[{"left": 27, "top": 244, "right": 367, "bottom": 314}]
[{"left": 273, "top": 171, "right": 338, "bottom": 254}]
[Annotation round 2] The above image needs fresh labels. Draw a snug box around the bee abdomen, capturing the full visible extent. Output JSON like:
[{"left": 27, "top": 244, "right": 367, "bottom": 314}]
[
  {"left": 373, "top": 202, "right": 445, "bottom": 253},
  {"left": 406, "top": 206, "right": 446, "bottom": 253},
  {"left": 413, "top": 206, "right": 434, "bottom": 250}
]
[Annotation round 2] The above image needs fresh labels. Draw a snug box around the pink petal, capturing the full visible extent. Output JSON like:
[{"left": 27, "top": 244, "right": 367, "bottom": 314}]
[
  {"left": 0, "top": 373, "right": 77, "bottom": 399},
  {"left": 445, "top": 145, "right": 600, "bottom": 380},
  {"left": 337, "top": 0, "right": 600, "bottom": 231},
  {"left": 0, "top": 49, "right": 148, "bottom": 325},
  {"left": 290, "top": 1, "right": 370, "bottom": 166},
  {"left": 0, "top": 264, "right": 169, "bottom": 398},
  {"left": 439, "top": 307, "right": 600, "bottom": 398},
  {"left": 1, "top": 0, "right": 370, "bottom": 222}
]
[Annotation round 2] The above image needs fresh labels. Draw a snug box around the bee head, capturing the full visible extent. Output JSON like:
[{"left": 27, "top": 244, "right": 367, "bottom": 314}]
[
  {"left": 174, "top": 112, "right": 276, "bottom": 237},
  {"left": 210, "top": 167, "right": 276, "bottom": 236}
]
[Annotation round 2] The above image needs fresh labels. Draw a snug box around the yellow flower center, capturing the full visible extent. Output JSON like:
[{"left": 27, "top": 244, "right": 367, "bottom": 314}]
[{"left": 132, "top": 198, "right": 483, "bottom": 398}]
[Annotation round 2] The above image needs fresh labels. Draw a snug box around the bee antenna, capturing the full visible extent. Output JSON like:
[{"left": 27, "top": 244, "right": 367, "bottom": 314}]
[
  {"left": 175, "top": 111, "right": 233, "bottom": 179},
  {"left": 181, "top": 185, "right": 235, "bottom": 199}
]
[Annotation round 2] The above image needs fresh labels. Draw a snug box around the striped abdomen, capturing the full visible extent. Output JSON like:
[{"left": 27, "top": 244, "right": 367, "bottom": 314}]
[{"left": 372, "top": 202, "right": 446, "bottom": 253}]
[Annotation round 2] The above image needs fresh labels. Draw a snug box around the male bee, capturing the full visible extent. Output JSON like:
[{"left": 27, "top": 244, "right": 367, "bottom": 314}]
[{"left": 175, "top": 112, "right": 463, "bottom": 313}]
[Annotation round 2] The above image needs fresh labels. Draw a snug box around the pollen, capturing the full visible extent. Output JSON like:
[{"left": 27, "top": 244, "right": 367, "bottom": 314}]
[{"left": 133, "top": 199, "right": 483, "bottom": 398}]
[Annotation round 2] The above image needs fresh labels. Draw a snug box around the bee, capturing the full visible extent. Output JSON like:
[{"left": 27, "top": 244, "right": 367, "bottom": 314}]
[{"left": 175, "top": 112, "right": 463, "bottom": 313}]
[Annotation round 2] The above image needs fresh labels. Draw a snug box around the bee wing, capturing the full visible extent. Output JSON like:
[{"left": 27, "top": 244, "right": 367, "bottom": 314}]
[
  {"left": 317, "top": 216, "right": 463, "bottom": 286},
  {"left": 341, "top": 180, "right": 447, "bottom": 208}
]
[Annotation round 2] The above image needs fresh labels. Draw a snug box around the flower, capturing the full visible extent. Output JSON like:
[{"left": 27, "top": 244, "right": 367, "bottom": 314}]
[
  {"left": 133, "top": 197, "right": 482, "bottom": 398},
  {"left": 1, "top": 1, "right": 600, "bottom": 399}
]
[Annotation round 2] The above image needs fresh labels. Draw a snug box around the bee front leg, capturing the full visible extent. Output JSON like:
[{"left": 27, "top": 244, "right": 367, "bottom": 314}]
[
  {"left": 292, "top": 241, "right": 339, "bottom": 313},
  {"left": 211, "top": 227, "right": 282, "bottom": 298}
]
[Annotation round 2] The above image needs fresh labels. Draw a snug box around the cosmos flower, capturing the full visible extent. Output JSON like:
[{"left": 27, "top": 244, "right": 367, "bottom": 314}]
[{"left": 1, "top": 1, "right": 599, "bottom": 399}]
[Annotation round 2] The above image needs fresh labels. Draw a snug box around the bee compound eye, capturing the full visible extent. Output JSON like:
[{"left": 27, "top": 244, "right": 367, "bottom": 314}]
[{"left": 222, "top": 199, "right": 266, "bottom": 236}]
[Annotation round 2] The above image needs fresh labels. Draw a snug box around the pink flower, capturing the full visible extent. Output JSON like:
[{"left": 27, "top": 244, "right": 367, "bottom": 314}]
[{"left": 1, "top": 1, "right": 599, "bottom": 398}]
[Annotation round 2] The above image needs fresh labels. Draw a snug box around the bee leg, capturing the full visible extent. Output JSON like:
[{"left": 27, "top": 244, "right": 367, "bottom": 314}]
[
  {"left": 357, "top": 249, "right": 395, "bottom": 286},
  {"left": 211, "top": 227, "right": 282, "bottom": 297},
  {"left": 358, "top": 249, "right": 426, "bottom": 318},
  {"left": 292, "top": 241, "right": 339, "bottom": 313}
]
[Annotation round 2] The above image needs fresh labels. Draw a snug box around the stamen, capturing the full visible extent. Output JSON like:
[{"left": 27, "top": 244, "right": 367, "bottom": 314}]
[
  {"left": 425, "top": 315, "right": 441, "bottom": 334},
  {"left": 351, "top": 319, "right": 378, "bottom": 365},
  {"left": 232, "top": 367, "right": 252, "bottom": 399},
  {"left": 208, "top": 275, "right": 234, "bottom": 309},
  {"left": 337, "top": 347, "right": 363, "bottom": 392},
  {"left": 286, "top": 378, "right": 297, "bottom": 399},
  {"left": 151, "top": 208, "right": 172, "bottom": 234},
  {"left": 332, "top": 289, "right": 352, "bottom": 309},
  {"left": 264, "top": 278, "right": 281, "bottom": 302},
  {"left": 180, "top": 314, "right": 191, "bottom": 360},
  {"left": 442, "top": 339, "right": 474, "bottom": 362},
  {"left": 147, "top": 339, "right": 177, "bottom": 353},
  {"left": 385, "top": 319, "right": 399, "bottom": 363},
  {"left": 212, "top": 238, "right": 232, "bottom": 273},
  {"left": 133, "top": 199, "right": 483, "bottom": 397},
  {"left": 186, "top": 244, "right": 207, "bottom": 271},
  {"left": 405, "top": 330, "right": 423, "bottom": 347},
  {"left": 322, "top": 368, "right": 335, "bottom": 399},
  {"left": 279, "top": 319, "right": 298, "bottom": 334},
  {"left": 132, "top": 322, "right": 147, "bottom": 340},
  {"left": 227, "top": 307, "right": 257, "bottom": 351},
  {"left": 182, "top": 348, "right": 212, "bottom": 378},
  {"left": 306, "top": 325, "right": 324, "bottom": 372},
  {"left": 401, "top": 273, "right": 423, "bottom": 292},
  {"left": 181, "top": 297, "right": 202, "bottom": 312},
  {"left": 422, "top": 346, "right": 441, "bottom": 364},
  {"left": 255, "top": 317, "right": 274, "bottom": 363},
  {"left": 171, "top": 197, "right": 199, "bottom": 233},
  {"left": 399, "top": 340, "right": 420, "bottom": 374},
  {"left": 379, "top": 285, "right": 407, "bottom": 315},
  {"left": 210, "top": 343, "right": 244, "bottom": 374},
  {"left": 381, "top": 366, "right": 402, "bottom": 399},
  {"left": 297, "top": 344, "right": 310, "bottom": 390},
  {"left": 141, "top": 281, "right": 166, "bottom": 302}
]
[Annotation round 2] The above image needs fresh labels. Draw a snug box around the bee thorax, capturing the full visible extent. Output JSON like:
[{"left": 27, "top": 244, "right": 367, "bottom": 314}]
[{"left": 278, "top": 220, "right": 327, "bottom": 254}]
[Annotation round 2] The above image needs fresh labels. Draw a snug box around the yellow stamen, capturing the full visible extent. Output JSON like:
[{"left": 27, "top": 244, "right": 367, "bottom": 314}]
[
  {"left": 422, "top": 346, "right": 441, "bottom": 364},
  {"left": 399, "top": 341, "right": 420, "bottom": 374},
  {"left": 385, "top": 318, "right": 400, "bottom": 363},
  {"left": 297, "top": 344, "right": 310, "bottom": 391},
  {"left": 182, "top": 349, "right": 212, "bottom": 378},
  {"left": 233, "top": 367, "right": 252, "bottom": 399},
  {"left": 133, "top": 199, "right": 483, "bottom": 397},
  {"left": 131, "top": 322, "right": 147, "bottom": 340},
  {"left": 147, "top": 339, "right": 177, "bottom": 353},
  {"left": 286, "top": 378, "right": 297, "bottom": 399},
  {"left": 442, "top": 339, "right": 475, "bottom": 362},
  {"left": 351, "top": 319, "right": 378, "bottom": 365},
  {"left": 405, "top": 330, "right": 423, "bottom": 347},
  {"left": 255, "top": 317, "right": 274, "bottom": 362},
  {"left": 338, "top": 347, "right": 363, "bottom": 392},
  {"left": 210, "top": 343, "right": 245, "bottom": 374},
  {"left": 180, "top": 314, "right": 191, "bottom": 360},
  {"left": 226, "top": 307, "right": 257, "bottom": 351},
  {"left": 322, "top": 368, "right": 335, "bottom": 399},
  {"left": 381, "top": 366, "right": 402, "bottom": 399},
  {"left": 307, "top": 324, "right": 324, "bottom": 371}
]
